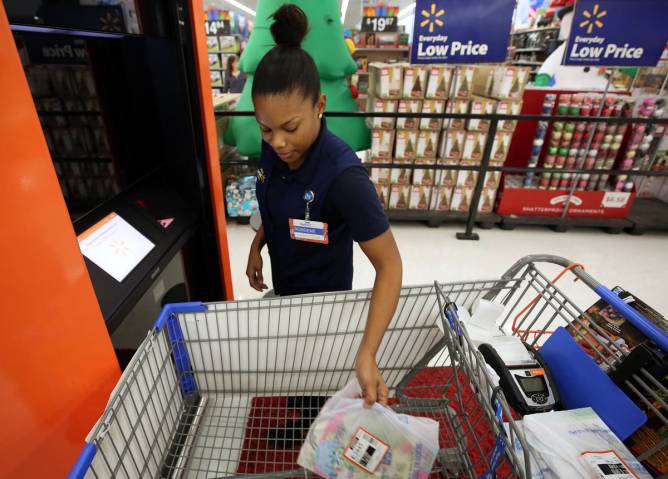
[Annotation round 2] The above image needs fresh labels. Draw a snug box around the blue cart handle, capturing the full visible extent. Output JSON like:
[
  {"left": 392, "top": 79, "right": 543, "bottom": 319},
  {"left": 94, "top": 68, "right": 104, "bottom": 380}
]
[{"left": 594, "top": 285, "right": 668, "bottom": 353}]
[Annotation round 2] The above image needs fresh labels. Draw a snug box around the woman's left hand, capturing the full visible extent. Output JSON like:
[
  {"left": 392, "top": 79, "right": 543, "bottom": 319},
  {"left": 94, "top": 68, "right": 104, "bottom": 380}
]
[{"left": 356, "top": 350, "right": 388, "bottom": 408}]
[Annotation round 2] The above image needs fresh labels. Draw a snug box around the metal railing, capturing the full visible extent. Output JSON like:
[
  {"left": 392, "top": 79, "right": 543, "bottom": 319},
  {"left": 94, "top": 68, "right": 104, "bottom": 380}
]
[{"left": 215, "top": 109, "right": 668, "bottom": 239}]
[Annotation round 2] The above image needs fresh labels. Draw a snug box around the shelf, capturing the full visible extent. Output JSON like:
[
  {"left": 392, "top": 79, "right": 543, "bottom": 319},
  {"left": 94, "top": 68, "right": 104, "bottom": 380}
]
[
  {"left": 626, "top": 197, "right": 668, "bottom": 234},
  {"left": 499, "top": 214, "right": 632, "bottom": 233},
  {"left": 354, "top": 47, "right": 409, "bottom": 53},
  {"left": 511, "top": 26, "right": 560, "bottom": 35},
  {"left": 387, "top": 210, "right": 501, "bottom": 227},
  {"left": 356, "top": 71, "right": 369, "bottom": 75},
  {"left": 512, "top": 60, "right": 543, "bottom": 66},
  {"left": 513, "top": 47, "right": 545, "bottom": 53},
  {"left": 209, "top": 67, "right": 225, "bottom": 71}
]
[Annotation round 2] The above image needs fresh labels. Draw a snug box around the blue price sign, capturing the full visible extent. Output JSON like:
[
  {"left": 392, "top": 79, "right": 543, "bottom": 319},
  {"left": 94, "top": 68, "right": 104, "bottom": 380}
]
[
  {"left": 410, "top": 0, "right": 515, "bottom": 64},
  {"left": 564, "top": 0, "right": 668, "bottom": 66}
]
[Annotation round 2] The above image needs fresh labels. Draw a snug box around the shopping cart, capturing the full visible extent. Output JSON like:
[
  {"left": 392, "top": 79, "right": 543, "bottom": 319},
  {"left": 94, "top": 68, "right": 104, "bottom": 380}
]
[{"left": 68, "top": 255, "right": 667, "bottom": 479}]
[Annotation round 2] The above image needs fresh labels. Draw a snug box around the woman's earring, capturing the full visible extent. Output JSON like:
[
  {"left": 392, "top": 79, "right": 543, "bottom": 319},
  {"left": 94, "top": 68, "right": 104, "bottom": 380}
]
[{"left": 318, "top": 113, "right": 323, "bottom": 119}]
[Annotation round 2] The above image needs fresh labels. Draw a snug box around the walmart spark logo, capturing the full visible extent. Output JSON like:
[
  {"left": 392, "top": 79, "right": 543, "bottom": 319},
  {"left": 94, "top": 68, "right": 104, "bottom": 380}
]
[
  {"left": 420, "top": 3, "right": 445, "bottom": 33},
  {"left": 579, "top": 3, "right": 607, "bottom": 34}
]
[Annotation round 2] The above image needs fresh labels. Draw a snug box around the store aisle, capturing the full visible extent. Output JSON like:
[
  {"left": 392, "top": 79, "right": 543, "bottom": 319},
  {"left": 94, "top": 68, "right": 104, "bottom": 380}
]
[{"left": 226, "top": 222, "right": 668, "bottom": 314}]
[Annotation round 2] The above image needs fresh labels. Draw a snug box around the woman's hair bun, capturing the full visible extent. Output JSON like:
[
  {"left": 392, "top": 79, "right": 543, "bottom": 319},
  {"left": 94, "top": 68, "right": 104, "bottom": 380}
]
[{"left": 270, "top": 4, "right": 309, "bottom": 48}]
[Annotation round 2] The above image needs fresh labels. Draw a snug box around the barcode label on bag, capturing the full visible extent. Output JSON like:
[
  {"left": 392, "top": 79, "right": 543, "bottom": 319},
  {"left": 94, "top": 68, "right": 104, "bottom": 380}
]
[
  {"left": 343, "top": 427, "right": 389, "bottom": 473},
  {"left": 582, "top": 451, "right": 639, "bottom": 479}
]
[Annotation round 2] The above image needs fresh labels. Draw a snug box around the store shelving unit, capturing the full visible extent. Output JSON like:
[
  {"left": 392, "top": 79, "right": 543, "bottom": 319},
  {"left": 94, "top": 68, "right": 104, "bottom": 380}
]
[{"left": 508, "top": 26, "right": 560, "bottom": 79}]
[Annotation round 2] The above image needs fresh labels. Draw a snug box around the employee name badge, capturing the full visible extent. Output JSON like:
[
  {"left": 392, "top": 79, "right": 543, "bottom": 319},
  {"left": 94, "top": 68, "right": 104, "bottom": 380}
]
[
  {"left": 290, "top": 190, "right": 329, "bottom": 244},
  {"left": 343, "top": 427, "right": 390, "bottom": 473},
  {"left": 581, "top": 451, "right": 640, "bottom": 479},
  {"left": 289, "top": 219, "right": 328, "bottom": 244}
]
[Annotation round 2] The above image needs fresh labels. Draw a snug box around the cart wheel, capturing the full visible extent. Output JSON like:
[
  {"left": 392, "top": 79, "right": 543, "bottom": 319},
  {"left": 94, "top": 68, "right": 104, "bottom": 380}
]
[
  {"left": 477, "top": 222, "right": 493, "bottom": 230},
  {"left": 627, "top": 226, "right": 645, "bottom": 236},
  {"left": 603, "top": 227, "right": 623, "bottom": 235},
  {"left": 550, "top": 225, "right": 568, "bottom": 233},
  {"left": 499, "top": 223, "right": 515, "bottom": 231}
]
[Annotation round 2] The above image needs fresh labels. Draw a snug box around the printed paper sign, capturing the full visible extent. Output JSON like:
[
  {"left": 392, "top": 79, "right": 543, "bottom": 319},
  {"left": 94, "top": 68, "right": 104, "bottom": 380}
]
[
  {"left": 78, "top": 212, "right": 155, "bottom": 282},
  {"left": 411, "top": 0, "right": 515, "bottom": 63},
  {"left": 563, "top": 0, "right": 668, "bottom": 66},
  {"left": 602, "top": 192, "right": 630, "bottom": 208}
]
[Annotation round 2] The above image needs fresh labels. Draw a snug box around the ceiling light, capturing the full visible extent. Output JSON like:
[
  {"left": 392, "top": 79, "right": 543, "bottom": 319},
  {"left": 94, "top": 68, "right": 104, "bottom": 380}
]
[
  {"left": 398, "top": 3, "right": 416, "bottom": 18},
  {"left": 220, "top": 0, "right": 255, "bottom": 17},
  {"left": 340, "top": 0, "right": 350, "bottom": 23}
]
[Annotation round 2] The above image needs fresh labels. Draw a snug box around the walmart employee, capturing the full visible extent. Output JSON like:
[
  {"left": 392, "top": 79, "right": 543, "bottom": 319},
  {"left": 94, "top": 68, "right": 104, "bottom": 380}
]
[{"left": 246, "top": 4, "right": 402, "bottom": 408}]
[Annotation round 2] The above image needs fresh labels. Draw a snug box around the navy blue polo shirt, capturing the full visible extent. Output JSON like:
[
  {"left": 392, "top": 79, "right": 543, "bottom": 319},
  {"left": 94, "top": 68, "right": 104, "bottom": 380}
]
[{"left": 256, "top": 119, "right": 389, "bottom": 296}]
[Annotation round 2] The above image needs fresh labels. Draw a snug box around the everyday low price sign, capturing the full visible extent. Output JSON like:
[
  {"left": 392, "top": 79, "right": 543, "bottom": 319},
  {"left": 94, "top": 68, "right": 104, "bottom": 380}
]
[
  {"left": 410, "top": 0, "right": 515, "bottom": 64},
  {"left": 563, "top": 0, "right": 668, "bottom": 66}
]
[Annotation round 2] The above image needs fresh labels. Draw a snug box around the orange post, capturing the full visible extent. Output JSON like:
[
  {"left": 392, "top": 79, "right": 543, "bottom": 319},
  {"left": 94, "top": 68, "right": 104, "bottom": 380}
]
[
  {"left": 0, "top": 6, "right": 120, "bottom": 477},
  {"left": 188, "top": 0, "right": 235, "bottom": 300}
]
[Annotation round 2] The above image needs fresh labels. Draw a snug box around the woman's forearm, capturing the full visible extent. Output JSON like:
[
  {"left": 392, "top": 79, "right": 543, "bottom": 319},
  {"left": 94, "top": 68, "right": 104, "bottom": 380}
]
[
  {"left": 359, "top": 232, "right": 403, "bottom": 358},
  {"left": 252, "top": 224, "right": 266, "bottom": 251}
]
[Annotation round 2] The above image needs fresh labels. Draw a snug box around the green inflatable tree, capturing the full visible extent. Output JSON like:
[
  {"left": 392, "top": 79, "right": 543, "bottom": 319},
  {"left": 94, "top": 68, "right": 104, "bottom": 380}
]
[{"left": 224, "top": 1, "right": 370, "bottom": 157}]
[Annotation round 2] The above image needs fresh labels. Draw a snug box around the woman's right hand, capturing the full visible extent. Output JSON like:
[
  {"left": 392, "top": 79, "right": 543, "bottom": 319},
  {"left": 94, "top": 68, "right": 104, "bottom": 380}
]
[{"left": 246, "top": 244, "right": 268, "bottom": 292}]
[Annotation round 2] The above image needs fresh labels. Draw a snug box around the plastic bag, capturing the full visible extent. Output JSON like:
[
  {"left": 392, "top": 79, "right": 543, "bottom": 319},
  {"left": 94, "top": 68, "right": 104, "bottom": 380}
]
[{"left": 297, "top": 379, "right": 440, "bottom": 478}]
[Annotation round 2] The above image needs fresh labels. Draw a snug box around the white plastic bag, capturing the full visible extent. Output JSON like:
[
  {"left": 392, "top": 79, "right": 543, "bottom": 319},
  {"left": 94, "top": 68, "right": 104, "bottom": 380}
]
[{"left": 297, "top": 379, "right": 440, "bottom": 478}]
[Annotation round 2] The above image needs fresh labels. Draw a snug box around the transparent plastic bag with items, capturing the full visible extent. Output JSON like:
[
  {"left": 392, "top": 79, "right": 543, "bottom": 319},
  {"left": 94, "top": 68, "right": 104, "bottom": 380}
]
[{"left": 298, "top": 379, "right": 440, "bottom": 478}]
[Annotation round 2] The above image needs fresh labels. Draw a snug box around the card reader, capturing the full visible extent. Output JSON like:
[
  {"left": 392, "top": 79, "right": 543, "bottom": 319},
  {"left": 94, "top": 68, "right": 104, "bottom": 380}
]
[{"left": 479, "top": 340, "right": 558, "bottom": 415}]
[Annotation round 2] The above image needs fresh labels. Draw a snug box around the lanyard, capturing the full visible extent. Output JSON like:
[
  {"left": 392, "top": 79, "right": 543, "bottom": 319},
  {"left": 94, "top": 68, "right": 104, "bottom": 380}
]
[{"left": 303, "top": 190, "right": 315, "bottom": 221}]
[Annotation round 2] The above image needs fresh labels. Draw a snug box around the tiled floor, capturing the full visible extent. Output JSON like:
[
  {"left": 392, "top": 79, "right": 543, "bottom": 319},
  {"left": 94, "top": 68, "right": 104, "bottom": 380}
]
[{"left": 225, "top": 221, "right": 668, "bottom": 315}]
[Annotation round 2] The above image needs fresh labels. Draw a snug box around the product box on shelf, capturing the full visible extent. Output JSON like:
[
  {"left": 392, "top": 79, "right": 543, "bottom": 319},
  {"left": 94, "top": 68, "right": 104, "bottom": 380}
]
[
  {"left": 206, "top": 36, "right": 219, "bottom": 51},
  {"left": 208, "top": 53, "right": 221, "bottom": 69},
  {"left": 478, "top": 187, "right": 498, "bottom": 213},
  {"left": 462, "top": 132, "right": 487, "bottom": 163},
  {"left": 484, "top": 170, "right": 503, "bottom": 189},
  {"left": 396, "top": 99, "right": 422, "bottom": 129},
  {"left": 371, "top": 129, "right": 395, "bottom": 158},
  {"left": 496, "top": 99, "right": 523, "bottom": 132},
  {"left": 444, "top": 98, "right": 469, "bottom": 130},
  {"left": 412, "top": 158, "right": 436, "bottom": 186},
  {"left": 473, "top": 65, "right": 530, "bottom": 100},
  {"left": 416, "top": 130, "right": 439, "bottom": 158},
  {"left": 434, "top": 161, "right": 459, "bottom": 188},
  {"left": 375, "top": 184, "right": 390, "bottom": 209},
  {"left": 376, "top": 32, "right": 401, "bottom": 48},
  {"left": 394, "top": 129, "right": 418, "bottom": 159},
  {"left": 409, "top": 185, "right": 432, "bottom": 210},
  {"left": 402, "top": 64, "right": 427, "bottom": 99},
  {"left": 450, "top": 185, "right": 474, "bottom": 212},
  {"left": 390, "top": 158, "right": 413, "bottom": 185},
  {"left": 367, "top": 97, "right": 397, "bottom": 129},
  {"left": 467, "top": 96, "right": 497, "bottom": 132},
  {"left": 497, "top": 177, "right": 636, "bottom": 218},
  {"left": 420, "top": 100, "right": 446, "bottom": 130},
  {"left": 369, "top": 62, "right": 403, "bottom": 99},
  {"left": 210, "top": 71, "right": 223, "bottom": 87},
  {"left": 369, "top": 166, "right": 391, "bottom": 185},
  {"left": 389, "top": 184, "right": 410, "bottom": 209},
  {"left": 491, "top": 132, "right": 512, "bottom": 163},
  {"left": 430, "top": 186, "right": 454, "bottom": 211},
  {"left": 219, "top": 36, "right": 239, "bottom": 53},
  {"left": 425, "top": 65, "right": 454, "bottom": 99},
  {"left": 438, "top": 130, "right": 465, "bottom": 160},
  {"left": 453, "top": 66, "right": 476, "bottom": 99},
  {"left": 456, "top": 167, "right": 479, "bottom": 189}
]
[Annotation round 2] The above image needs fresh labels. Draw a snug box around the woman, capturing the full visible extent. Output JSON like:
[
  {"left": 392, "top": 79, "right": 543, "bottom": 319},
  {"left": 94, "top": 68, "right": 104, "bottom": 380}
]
[
  {"left": 223, "top": 54, "right": 246, "bottom": 93},
  {"left": 246, "top": 4, "right": 402, "bottom": 408}
]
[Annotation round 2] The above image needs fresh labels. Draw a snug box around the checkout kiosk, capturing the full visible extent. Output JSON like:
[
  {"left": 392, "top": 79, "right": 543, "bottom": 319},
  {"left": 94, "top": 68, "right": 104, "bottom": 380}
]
[{"left": 6, "top": 0, "right": 227, "bottom": 364}]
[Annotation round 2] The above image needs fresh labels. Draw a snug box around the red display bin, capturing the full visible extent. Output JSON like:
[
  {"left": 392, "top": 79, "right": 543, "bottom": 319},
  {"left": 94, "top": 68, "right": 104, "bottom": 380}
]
[{"left": 497, "top": 178, "right": 636, "bottom": 218}]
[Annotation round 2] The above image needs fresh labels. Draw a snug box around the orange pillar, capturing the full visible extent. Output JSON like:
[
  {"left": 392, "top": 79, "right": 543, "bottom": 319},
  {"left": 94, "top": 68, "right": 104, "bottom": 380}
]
[
  {"left": 0, "top": 7, "right": 121, "bottom": 478},
  {"left": 188, "top": 0, "right": 235, "bottom": 300}
]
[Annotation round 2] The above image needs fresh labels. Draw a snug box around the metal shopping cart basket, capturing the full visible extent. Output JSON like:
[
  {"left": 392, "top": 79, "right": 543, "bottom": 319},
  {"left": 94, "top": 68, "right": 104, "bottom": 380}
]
[{"left": 69, "top": 255, "right": 668, "bottom": 479}]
